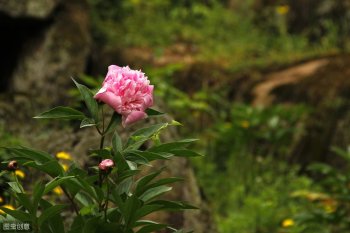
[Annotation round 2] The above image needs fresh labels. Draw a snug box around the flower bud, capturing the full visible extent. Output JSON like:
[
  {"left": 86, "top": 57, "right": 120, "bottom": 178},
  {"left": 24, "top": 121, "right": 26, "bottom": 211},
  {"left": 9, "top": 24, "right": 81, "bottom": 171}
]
[
  {"left": 7, "top": 160, "right": 18, "bottom": 171},
  {"left": 99, "top": 159, "right": 114, "bottom": 171}
]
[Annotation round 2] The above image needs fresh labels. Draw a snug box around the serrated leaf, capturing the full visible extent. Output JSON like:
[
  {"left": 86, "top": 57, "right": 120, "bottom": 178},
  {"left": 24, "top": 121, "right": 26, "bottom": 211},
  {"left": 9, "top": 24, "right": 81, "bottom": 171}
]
[{"left": 34, "top": 106, "right": 85, "bottom": 120}]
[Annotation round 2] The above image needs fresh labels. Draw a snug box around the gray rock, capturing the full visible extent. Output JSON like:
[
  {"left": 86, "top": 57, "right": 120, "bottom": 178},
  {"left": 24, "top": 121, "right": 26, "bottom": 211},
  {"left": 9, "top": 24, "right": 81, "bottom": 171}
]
[{"left": 0, "top": 0, "right": 60, "bottom": 18}]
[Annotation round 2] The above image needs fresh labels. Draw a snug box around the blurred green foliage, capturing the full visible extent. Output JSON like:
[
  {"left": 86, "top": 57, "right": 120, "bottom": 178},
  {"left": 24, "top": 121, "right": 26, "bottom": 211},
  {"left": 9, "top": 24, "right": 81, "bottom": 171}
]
[
  {"left": 84, "top": 1, "right": 350, "bottom": 229},
  {"left": 88, "top": 0, "right": 346, "bottom": 69},
  {"left": 193, "top": 104, "right": 313, "bottom": 233},
  {"left": 292, "top": 147, "right": 350, "bottom": 233}
]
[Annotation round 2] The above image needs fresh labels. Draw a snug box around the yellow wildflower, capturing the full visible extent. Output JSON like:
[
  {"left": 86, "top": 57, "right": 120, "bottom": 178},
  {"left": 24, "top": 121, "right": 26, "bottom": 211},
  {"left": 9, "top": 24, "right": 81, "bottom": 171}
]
[
  {"left": 61, "top": 164, "right": 69, "bottom": 172},
  {"left": 240, "top": 120, "right": 250, "bottom": 129},
  {"left": 282, "top": 218, "right": 294, "bottom": 228},
  {"left": 0, "top": 197, "right": 3, "bottom": 203},
  {"left": 56, "top": 151, "right": 72, "bottom": 160},
  {"left": 53, "top": 187, "right": 63, "bottom": 195},
  {"left": 0, "top": 204, "right": 15, "bottom": 215},
  {"left": 276, "top": 5, "right": 289, "bottom": 15},
  {"left": 15, "top": 170, "right": 25, "bottom": 179}
]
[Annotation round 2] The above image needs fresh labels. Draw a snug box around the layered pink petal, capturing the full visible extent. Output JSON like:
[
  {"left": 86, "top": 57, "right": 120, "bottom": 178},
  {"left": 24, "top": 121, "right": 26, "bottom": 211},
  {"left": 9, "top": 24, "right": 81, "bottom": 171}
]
[
  {"left": 95, "top": 65, "right": 154, "bottom": 126},
  {"left": 94, "top": 91, "right": 122, "bottom": 113},
  {"left": 122, "top": 111, "right": 147, "bottom": 128}
]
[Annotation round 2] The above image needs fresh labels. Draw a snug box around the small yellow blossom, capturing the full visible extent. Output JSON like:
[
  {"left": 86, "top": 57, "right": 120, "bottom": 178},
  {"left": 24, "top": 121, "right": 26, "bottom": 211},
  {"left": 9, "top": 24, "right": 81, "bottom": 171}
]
[
  {"left": 240, "top": 120, "right": 250, "bottom": 129},
  {"left": 61, "top": 164, "right": 69, "bottom": 172},
  {"left": 282, "top": 218, "right": 294, "bottom": 228},
  {"left": 0, "top": 197, "right": 3, "bottom": 203},
  {"left": 0, "top": 205, "right": 15, "bottom": 215},
  {"left": 53, "top": 187, "right": 63, "bottom": 195},
  {"left": 56, "top": 151, "right": 72, "bottom": 160},
  {"left": 276, "top": 5, "right": 289, "bottom": 15},
  {"left": 15, "top": 170, "right": 25, "bottom": 179}
]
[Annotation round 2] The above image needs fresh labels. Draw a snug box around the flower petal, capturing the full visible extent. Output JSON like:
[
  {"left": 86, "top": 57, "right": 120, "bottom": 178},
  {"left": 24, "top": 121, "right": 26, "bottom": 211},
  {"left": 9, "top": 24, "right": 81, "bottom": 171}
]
[
  {"left": 94, "top": 91, "right": 122, "bottom": 113},
  {"left": 122, "top": 111, "right": 147, "bottom": 127}
]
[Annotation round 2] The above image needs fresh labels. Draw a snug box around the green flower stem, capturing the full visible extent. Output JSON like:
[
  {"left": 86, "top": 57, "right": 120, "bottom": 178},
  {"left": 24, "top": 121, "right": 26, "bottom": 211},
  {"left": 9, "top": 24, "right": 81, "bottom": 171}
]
[
  {"left": 98, "top": 105, "right": 106, "bottom": 187},
  {"left": 61, "top": 187, "right": 80, "bottom": 217},
  {"left": 104, "top": 177, "right": 110, "bottom": 222}
]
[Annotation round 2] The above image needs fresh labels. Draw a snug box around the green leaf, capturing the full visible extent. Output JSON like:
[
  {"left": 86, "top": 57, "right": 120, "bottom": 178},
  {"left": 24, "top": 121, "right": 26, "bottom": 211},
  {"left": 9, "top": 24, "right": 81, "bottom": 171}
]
[
  {"left": 169, "top": 149, "right": 203, "bottom": 157},
  {"left": 33, "top": 181, "right": 45, "bottom": 211},
  {"left": 148, "top": 200, "right": 198, "bottom": 210},
  {"left": 112, "top": 131, "right": 123, "bottom": 153},
  {"left": 72, "top": 78, "right": 99, "bottom": 122},
  {"left": 79, "top": 204, "right": 97, "bottom": 216},
  {"left": 104, "top": 112, "right": 122, "bottom": 135},
  {"left": 69, "top": 215, "right": 85, "bottom": 233},
  {"left": 89, "top": 149, "right": 111, "bottom": 159},
  {"left": 139, "top": 186, "right": 172, "bottom": 202},
  {"left": 16, "top": 193, "right": 34, "bottom": 214},
  {"left": 5, "top": 147, "right": 54, "bottom": 163},
  {"left": 127, "top": 150, "right": 171, "bottom": 161},
  {"left": 44, "top": 176, "right": 75, "bottom": 195},
  {"left": 134, "top": 220, "right": 161, "bottom": 227},
  {"left": 34, "top": 106, "right": 85, "bottom": 120},
  {"left": 125, "top": 152, "right": 149, "bottom": 165},
  {"left": 123, "top": 195, "right": 142, "bottom": 228},
  {"left": 118, "top": 169, "right": 140, "bottom": 182},
  {"left": 126, "top": 123, "right": 168, "bottom": 150},
  {"left": 116, "top": 177, "right": 133, "bottom": 195},
  {"left": 106, "top": 207, "right": 122, "bottom": 223},
  {"left": 136, "top": 223, "right": 167, "bottom": 233},
  {"left": 146, "top": 177, "right": 183, "bottom": 189},
  {"left": 82, "top": 216, "right": 100, "bottom": 233},
  {"left": 38, "top": 204, "right": 67, "bottom": 225},
  {"left": 114, "top": 151, "right": 129, "bottom": 172},
  {"left": 134, "top": 205, "right": 163, "bottom": 219},
  {"left": 148, "top": 139, "right": 198, "bottom": 153},
  {"left": 24, "top": 160, "right": 63, "bottom": 177},
  {"left": 332, "top": 146, "right": 350, "bottom": 162},
  {"left": 0, "top": 207, "right": 31, "bottom": 222},
  {"left": 8, "top": 182, "right": 23, "bottom": 193},
  {"left": 308, "top": 163, "right": 335, "bottom": 175},
  {"left": 135, "top": 169, "right": 163, "bottom": 195},
  {"left": 80, "top": 118, "right": 96, "bottom": 128},
  {"left": 136, "top": 177, "right": 182, "bottom": 196},
  {"left": 145, "top": 108, "right": 165, "bottom": 116}
]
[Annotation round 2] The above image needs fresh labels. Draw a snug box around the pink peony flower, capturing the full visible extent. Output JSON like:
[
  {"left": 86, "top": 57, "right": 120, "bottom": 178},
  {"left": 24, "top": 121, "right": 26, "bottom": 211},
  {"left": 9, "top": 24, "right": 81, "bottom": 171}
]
[
  {"left": 98, "top": 159, "right": 114, "bottom": 171},
  {"left": 94, "top": 65, "right": 154, "bottom": 127}
]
